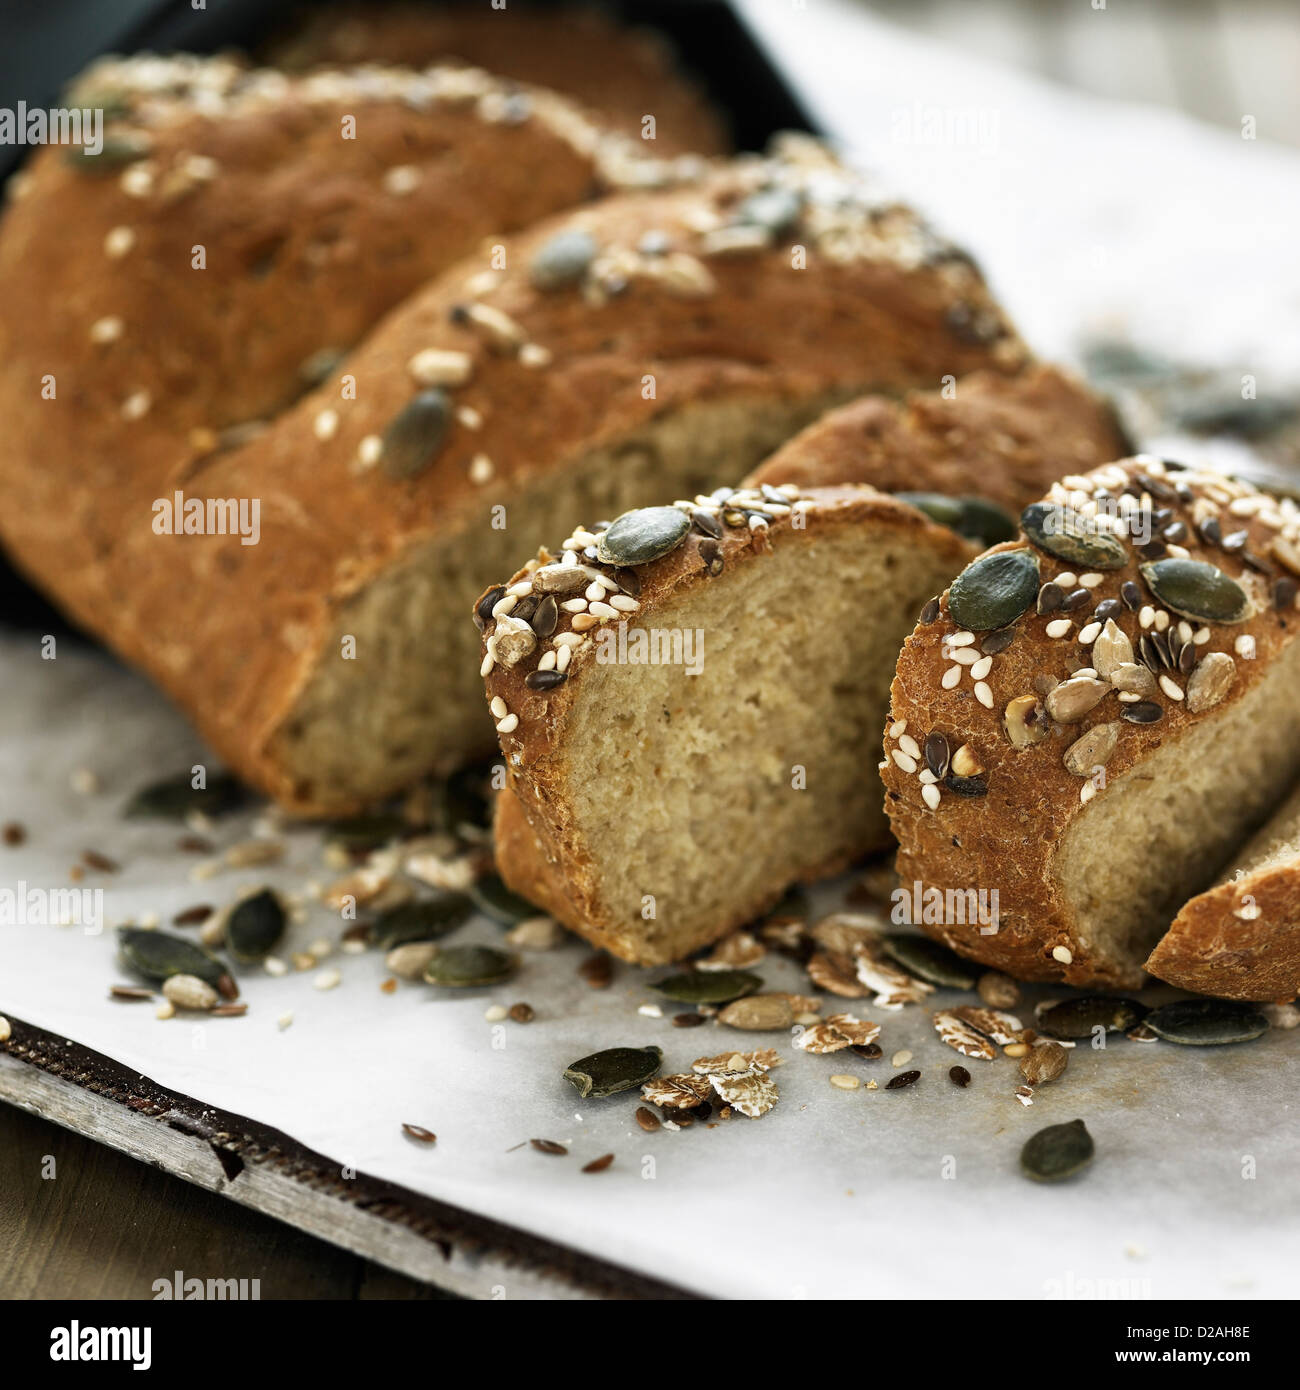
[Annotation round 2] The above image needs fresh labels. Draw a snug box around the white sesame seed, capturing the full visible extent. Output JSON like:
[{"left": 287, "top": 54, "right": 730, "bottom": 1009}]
[
  {"left": 974, "top": 681, "right": 993, "bottom": 709},
  {"left": 1055, "top": 572, "right": 1077, "bottom": 588},
  {"left": 584, "top": 581, "right": 604, "bottom": 602},
  {"left": 609, "top": 594, "right": 639, "bottom": 612},
  {"left": 1073, "top": 667, "right": 1098, "bottom": 679},
  {"left": 638, "top": 1004, "right": 663, "bottom": 1018},
  {"left": 70, "top": 767, "right": 100, "bottom": 795},
  {"left": 156, "top": 1000, "right": 175, "bottom": 1020},
  {"left": 383, "top": 164, "right": 422, "bottom": 195},
  {"left": 120, "top": 162, "right": 154, "bottom": 197},
  {"left": 891, "top": 1049, "right": 913, "bottom": 1067},
  {"left": 1051, "top": 946, "right": 1073, "bottom": 965},
  {"left": 519, "top": 342, "right": 552, "bottom": 369},
  {"left": 537, "top": 649, "right": 556, "bottom": 671},
  {"left": 555, "top": 644, "right": 572, "bottom": 672},
  {"left": 889, "top": 719, "right": 907, "bottom": 738},
  {"left": 264, "top": 956, "right": 288, "bottom": 977},
  {"left": 120, "top": 390, "right": 152, "bottom": 420},
  {"left": 970, "top": 656, "right": 992, "bottom": 680},
  {"left": 1117, "top": 691, "right": 1140, "bottom": 703},
  {"left": 921, "top": 783, "right": 941, "bottom": 810},
  {"left": 506, "top": 581, "right": 532, "bottom": 598},
  {"left": 1167, "top": 544, "right": 1190, "bottom": 559},
  {"left": 948, "top": 630, "right": 976, "bottom": 647},
  {"left": 1236, "top": 634, "right": 1257, "bottom": 660},
  {"left": 313, "top": 409, "right": 339, "bottom": 441},
  {"left": 277, "top": 1012, "right": 294, "bottom": 1031},
  {"left": 1080, "top": 783, "right": 1096, "bottom": 803},
  {"left": 496, "top": 714, "right": 519, "bottom": 734},
  {"left": 891, "top": 750, "right": 918, "bottom": 774},
  {"left": 1078, "top": 572, "right": 1104, "bottom": 588},
  {"left": 570, "top": 613, "right": 598, "bottom": 631},
  {"left": 1159, "top": 675, "right": 1184, "bottom": 701},
  {"left": 588, "top": 602, "right": 618, "bottom": 620},
  {"left": 950, "top": 648, "right": 981, "bottom": 666},
  {"left": 829, "top": 1073, "right": 860, "bottom": 1091},
  {"left": 1078, "top": 621, "right": 1102, "bottom": 645},
  {"left": 104, "top": 225, "right": 135, "bottom": 258},
  {"left": 479, "top": 651, "right": 495, "bottom": 677},
  {"left": 408, "top": 347, "right": 473, "bottom": 386},
  {"left": 553, "top": 632, "right": 585, "bottom": 648},
  {"left": 90, "top": 315, "right": 123, "bottom": 344},
  {"left": 1045, "top": 618, "right": 1072, "bottom": 639},
  {"left": 1139, "top": 606, "right": 1155, "bottom": 629},
  {"left": 484, "top": 1004, "right": 508, "bottom": 1022},
  {"left": 561, "top": 598, "right": 588, "bottom": 613},
  {"left": 457, "top": 404, "right": 483, "bottom": 430},
  {"left": 490, "top": 696, "right": 507, "bottom": 719},
  {"left": 941, "top": 664, "right": 961, "bottom": 689},
  {"left": 313, "top": 968, "right": 342, "bottom": 991},
  {"left": 918, "top": 769, "right": 938, "bottom": 784},
  {"left": 358, "top": 434, "right": 382, "bottom": 466},
  {"left": 897, "top": 734, "right": 921, "bottom": 760},
  {"left": 1154, "top": 610, "right": 1170, "bottom": 632}
]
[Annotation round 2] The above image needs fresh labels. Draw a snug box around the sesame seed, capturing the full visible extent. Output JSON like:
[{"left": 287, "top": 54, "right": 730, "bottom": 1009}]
[
  {"left": 889, "top": 719, "right": 907, "bottom": 737},
  {"left": 120, "top": 390, "right": 151, "bottom": 421},
  {"left": 90, "top": 315, "right": 123, "bottom": 344},
  {"left": 1055, "top": 572, "right": 1077, "bottom": 588},
  {"left": 120, "top": 163, "right": 154, "bottom": 197},
  {"left": 456, "top": 405, "right": 483, "bottom": 430},
  {"left": 1080, "top": 783, "right": 1096, "bottom": 803},
  {"left": 1051, "top": 946, "right": 1073, "bottom": 965},
  {"left": 1154, "top": 610, "right": 1170, "bottom": 632},
  {"left": 922, "top": 783, "right": 941, "bottom": 810},
  {"left": 561, "top": 598, "right": 588, "bottom": 613},
  {"left": 537, "top": 650, "right": 556, "bottom": 671},
  {"left": 555, "top": 645, "right": 573, "bottom": 672},
  {"left": 891, "top": 1050, "right": 913, "bottom": 1067},
  {"left": 970, "top": 656, "right": 992, "bottom": 681},
  {"left": 104, "top": 225, "right": 135, "bottom": 258},
  {"left": 570, "top": 613, "right": 598, "bottom": 631},
  {"left": 1078, "top": 621, "right": 1101, "bottom": 644},
  {"left": 382, "top": 164, "right": 422, "bottom": 195},
  {"left": 491, "top": 595, "right": 518, "bottom": 619},
  {"left": 1045, "top": 618, "right": 1072, "bottom": 639},
  {"left": 950, "top": 648, "right": 981, "bottom": 666},
  {"left": 479, "top": 651, "right": 495, "bottom": 677},
  {"left": 1236, "top": 634, "right": 1257, "bottom": 660},
  {"left": 408, "top": 347, "right": 473, "bottom": 386},
  {"left": 891, "top": 750, "right": 918, "bottom": 774},
  {"left": 519, "top": 343, "right": 552, "bottom": 368},
  {"left": 584, "top": 581, "right": 604, "bottom": 602},
  {"left": 490, "top": 696, "right": 507, "bottom": 719},
  {"left": 1194, "top": 626, "right": 1211, "bottom": 645},
  {"left": 1159, "top": 674, "right": 1184, "bottom": 700},
  {"left": 974, "top": 681, "right": 993, "bottom": 708},
  {"left": 588, "top": 602, "right": 618, "bottom": 620},
  {"left": 608, "top": 595, "right": 639, "bottom": 612},
  {"left": 313, "top": 409, "right": 339, "bottom": 441},
  {"left": 941, "top": 665, "right": 961, "bottom": 689},
  {"left": 553, "top": 633, "right": 584, "bottom": 648},
  {"left": 496, "top": 713, "right": 519, "bottom": 734},
  {"left": 314, "top": 967, "right": 342, "bottom": 991},
  {"left": 829, "top": 1074, "right": 860, "bottom": 1091},
  {"left": 948, "top": 631, "right": 976, "bottom": 647},
  {"left": 484, "top": 1004, "right": 508, "bottom": 1022},
  {"left": 897, "top": 733, "right": 921, "bottom": 760},
  {"left": 1078, "top": 572, "right": 1104, "bottom": 588},
  {"left": 506, "top": 581, "right": 532, "bottom": 598},
  {"left": 358, "top": 434, "right": 382, "bottom": 466},
  {"left": 1139, "top": 606, "right": 1155, "bottom": 629}
]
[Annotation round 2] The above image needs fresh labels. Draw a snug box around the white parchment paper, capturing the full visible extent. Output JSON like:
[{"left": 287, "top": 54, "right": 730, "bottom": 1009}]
[{"left": 2, "top": 10, "right": 1300, "bottom": 1299}]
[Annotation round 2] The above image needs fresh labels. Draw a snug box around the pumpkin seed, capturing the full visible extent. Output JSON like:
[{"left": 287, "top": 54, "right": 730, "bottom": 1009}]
[
  {"left": 1145, "top": 998, "right": 1269, "bottom": 1046},
  {"left": 118, "top": 928, "right": 232, "bottom": 994},
  {"left": 717, "top": 994, "right": 795, "bottom": 1031},
  {"left": 734, "top": 186, "right": 802, "bottom": 234},
  {"left": 1021, "top": 1118, "right": 1094, "bottom": 1182},
  {"left": 326, "top": 813, "right": 408, "bottom": 852},
  {"left": 373, "top": 892, "right": 474, "bottom": 948},
  {"left": 881, "top": 934, "right": 977, "bottom": 989},
  {"left": 596, "top": 506, "right": 691, "bottom": 566},
  {"left": 123, "top": 771, "right": 247, "bottom": 820},
  {"left": 947, "top": 549, "right": 1040, "bottom": 631},
  {"left": 433, "top": 763, "right": 494, "bottom": 836},
  {"left": 65, "top": 132, "right": 152, "bottom": 171},
  {"left": 897, "top": 493, "right": 1016, "bottom": 547},
  {"left": 529, "top": 229, "right": 598, "bottom": 290},
  {"left": 468, "top": 873, "right": 537, "bottom": 925},
  {"left": 1141, "top": 558, "right": 1250, "bottom": 624},
  {"left": 225, "top": 888, "right": 285, "bottom": 964},
  {"left": 652, "top": 969, "right": 762, "bottom": 1004},
  {"left": 563, "top": 1045, "right": 663, "bottom": 1099},
  {"left": 422, "top": 944, "right": 516, "bottom": 987},
  {"left": 1020, "top": 502, "right": 1128, "bottom": 569},
  {"left": 382, "top": 389, "right": 451, "bottom": 480},
  {"left": 1038, "top": 996, "right": 1146, "bottom": 1039}
]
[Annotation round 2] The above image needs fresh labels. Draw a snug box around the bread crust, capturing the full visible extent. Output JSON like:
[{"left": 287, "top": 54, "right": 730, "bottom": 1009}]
[
  {"left": 0, "top": 102, "right": 1024, "bottom": 813},
  {"left": 882, "top": 457, "right": 1300, "bottom": 989},
  {"left": 745, "top": 364, "right": 1130, "bottom": 514},
  {"left": 482, "top": 485, "right": 973, "bottom": 963}
]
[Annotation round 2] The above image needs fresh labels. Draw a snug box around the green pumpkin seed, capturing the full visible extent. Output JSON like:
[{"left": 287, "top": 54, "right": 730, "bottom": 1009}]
[
  {"left": 734, "top": 187, "right": 802, "bottom": 234},
  {"left": 529, "top": 229, "right": 597, "bottom": 290},
  {"left": 1038, "top": 996, "right": 1147, "bottom": 1040},
  {"left": 118, "top": 928, "right": 231, "bottom": 993},
  {"left": 468, "top": 873, "right": 537, "bottom": 925},
  {"left": 65, "top": 132, "right": 151, "bottom": 171},
  {"left": 225, "top": 889, "right": 285, "bottom": 964},
  {"left": 422, "top": 944, "right": 516, "bottom": 987},
  {"left": 563, "top": 1046, "right": 663, "bottom": 1099},
  {"left": 881, "top": 934, "right": 978, "bottom": 989},
  {"left": 1145, "top": 998, "right": 1269, "bottom": 1046},
  {"left": 1020, "top": 502, "right": 1128, "bottom": 570},
  {"left": 325, "top": 813, "right": 408, "bottom": 852},
  {"left": 596, "top": 507, "right": 691, "bottom": 567},
  {"left": 123, "top": 772, "right": 247, "bottom": 821},
  {"left": 653, "top": 969, "right": 762, "bottom": 1004},
  {"left": 373, "top": 893, "right": 474, "bottom": 949},
  {"left": 382, "top": 389, "right": 452, "bottom": 480},
  {"left": 1021, "top": 1118, "right": 1094, "bottom": 1183},
  {"left": 897, "top": 493, "right": 1017, "bottom": 548},
  {"left": 433, "top": 762, "right": 494, "bottom": 837},
  {"left": 947, "top": 549, "right": 1040, "bottom": 631},
  {"left": 1140, "top": 559, "right": 1250, "bottom": 624}
]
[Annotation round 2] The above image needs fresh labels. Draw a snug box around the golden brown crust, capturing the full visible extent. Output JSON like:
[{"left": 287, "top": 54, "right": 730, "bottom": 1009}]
[
  {"left": 481, "top": 485, "right": 973, "bottom": 961},
  {"left": 261, "top": 1, "right": 730, "bottom": 155},
  {"left": 0, "top": 110, "right": 1024, "bottom": 813},
  {"left": 882, "top": 457, "right": 1300, "bottom": 989},
  {"left": 745, "top": 364, "right": 1130, "bottom": 515}
]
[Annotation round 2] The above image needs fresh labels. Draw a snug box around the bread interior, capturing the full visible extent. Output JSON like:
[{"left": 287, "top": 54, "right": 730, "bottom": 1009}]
[
  {"left": 553, "top": 520, "right": 965, "bottom": 962},
  {"left": 271, "top": 392, "right": 849, "bottom": 810},
  {"left": 1055, "top": 633, "right": 1300, "bottom": 980}
]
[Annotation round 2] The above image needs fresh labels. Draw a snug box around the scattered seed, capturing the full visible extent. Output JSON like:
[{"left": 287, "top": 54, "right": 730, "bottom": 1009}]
[
  {"left": 172, "top": 904, "right": 213, "bottom": 928},
  {"left": 1141, "top": 558, "right": 1250, "bottom": 624},
  {"left": 564, "top": 1046, "right": 663, "bottom": 1099},
  {"left": 210, "top": 1003, "right": 247, "bottom": 1017},
  {"left": 423, "top": 944, "right": 516, "bottom": 987},
  {"left": 2, "top": 822, "right": 25, "bottom": 846},
  {"left": 508, "top": 1002, "right": 535, "bottom": 1023},
  {"left": 671, "top": 1012, "right": 705, "bottom": 1028},
  {"left": 949, "top": 1065, "right": 971, "bottom": 1088},
  {"left": 653, "top": 969, "right": 761, "bottom": 1004},
  {"left": 635, "top": 1106, "right": 661, "bottom": 1132},
  {"left": 1145, "top": 998, "right": 1269, "bottom": 1046},
  {"left": 977, "top": 972, "right": 1021, "bottom": 1008},
  {"left": 578, "top": 953, "right": 614, "bottom": 989},
  {"left": 1021, "top": 1118, "right": 1094, "bottom": 1182},
  {"left": 530, "top": 1139, "right": 568, "bottom": 1156},
  {"left": 109, "top": 985, "right": 154, "bottom": 1001},
  {"left": 881, "top": 933, "right": 977, "bottom": 989},
  {"left": 717, "top": 994, "right": 794, "bottom": 1031},
  {"left": 468, "top": 873, "right": 537, "bottom": 925},
  {"left": 582, "top": 1153, "right": 614, "bottom": 1173},
  {"left": 886, "top": 1070, "right": 920, "bottom": 1090},
  {"left": 373, "top": 892, "right": 474, "bottom": 948},
  {"left": 161, "top": 973, "right": 218, "bottom": 1011},
  {"left": 402, "top": 1124, "right": 437, "bottom": 1144},
  {"left": 118, "top": 927, "right": 233, "bottom": 995},
  {"left": 1020, "top": 1040, "right": 1069, "bottom": 1085},
  {"left": 225, "top": 888, "right": 286, "bottom": 964},
  {"left": 829, "top": 1073, "right": 860, "bottom": 1091},
  {"left": 1038, "top": 996, "right": 1146, "bottom": 1039}
]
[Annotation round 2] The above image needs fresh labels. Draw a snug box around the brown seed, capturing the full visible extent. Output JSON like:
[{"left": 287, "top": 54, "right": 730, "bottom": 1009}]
[
  {"left": 173, "top": 904, "right": 213, "bottom": 927},
  {"left": 379, "top": 977, "right": 398, "bottom": 994},
  {"left": 402, "top": 1124, "right": 437, "bottom": 1144},
  {"left": 886, "top": 1070, "right": 921, "bottom": 1090},
  {"left": 1186, "top": 651, "right": 1236, "bottom": 714},
  {"left": 508, "top": 1002, "right": 535, "bottom": 1023},
  {"left": 342, "top": 922, "right": 372, "bottom": 946},
  {"left": 1003, "top": 694, "right": 1049, "bottom": 749},
  {"left": 851, "top": 1042, "right": 883, "bottom": 1060},
  {"left": 949, "top": 1065, "right": 971, "bottom": 1088},
  {"left": 578, "top": 953, "right": 613, "bottom": 989},
  {"left": 82, "top": 849, "right": 120, "bottom": 873},
  {"left": 1063, "top": 722, "right": 1119, "bottom": 776},
  {"left": 582, "top": 1153, "right": 615, "bottom": 1173},
  {"left": 671, "top": 1012, "right": 705, "bottom": 1028},
  {"left": 177, "top": 834, "right": 212, "bottom": 853},
  {"left": 976, "top": 971, "right": 1021, "bottom": 1009},
  {"left": 1045, "top": 676, "right": 1109, "bottom": 724},
  {"left": 110, "top": 985, "right": 154, "bottom": 1001},
  {"left": 210, "top": 1003, "right": 248, "bottom": 1017},
  {"left": 2, "top": 821, "right": 25, "bottom": 846},
  {"left": 635, "top": 1106, "right": 661, "bottom": 1133},
  {"left": 717, "top": 993, "right": 794, "bottom": 1031},
  {"left": 530, "top": 1139, "right": 567, "bottom": 1155},
  {"left": 1020, "top": 1041, "right": 1069, "bottom": 1085},
  {"left": 216, "top": 973, "right": 238, "bottom": 1001}
]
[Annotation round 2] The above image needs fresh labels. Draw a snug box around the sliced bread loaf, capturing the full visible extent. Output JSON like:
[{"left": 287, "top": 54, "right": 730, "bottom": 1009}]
[
  {"left": 1146, "top": 780, "right": 1300, "bottom": 1001},
  {"left": 480, "top": 485, "right": 973, "bottom": 964},
  {"left": 882, "top": 456, "right": 1300, "bottom": 989},
  {"left": 0, "top": 116, "right": 1025, "bottom": 813},
  {"left": 746, "top": 365, "right": 1130, "bottom": 517}
]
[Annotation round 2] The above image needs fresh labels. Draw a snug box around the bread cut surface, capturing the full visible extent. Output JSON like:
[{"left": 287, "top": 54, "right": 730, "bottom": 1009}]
[
  {"left": 1146, "top": 780, "right": 1300, "bottom": 1001},
  {"left": 481, "top": 485, "right": 972, "bottom": 964},
  {"left": 746, "top": 364, "right": 1130, "bottom": 516},
  {"left": 0, "top": 109, "right": 1025, "bottom": 813},
  {"left": 883, "top": 457, "right": 1300, "bottom": 989}
]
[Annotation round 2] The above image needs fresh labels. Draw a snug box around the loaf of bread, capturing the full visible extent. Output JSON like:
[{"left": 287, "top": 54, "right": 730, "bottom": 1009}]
[
  {"left": 261, "top": 1, "right": 729, "bottom": 155},
  {"left": 0, "top": 104, "right": 1026, "bottom": 813},
  {"left": 1147, "top": 780, "right": 1300, "bottom": 1001},
  {"left": 882, "top": 456, "right": 1300, "bottom": 989},
  {"left": 746, "top": 364, "right": 1130, "bottom": 517},
  {"left": 481, "top": 486, "right": 973, "bottom": 964}
]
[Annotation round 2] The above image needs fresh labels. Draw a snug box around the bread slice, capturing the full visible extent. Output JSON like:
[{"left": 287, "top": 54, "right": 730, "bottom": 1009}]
[
  {"left": 480, "top": 484, "right": 973, "bottom": 964},
  {"left": 1146, "top": 781, "right": 1300, "bottom": 1001},
  {"left": 746, "top": 365, "right": 1130, "bottom": 517},
  {"left": 883, "top": 456, "right": 1300, "bottom": 989},
  {"left": 0, "top": 116, "right": 1026, "bottom": 814},
  {"left": 261, "top": 1, "right": 730, "bottom": 155}
]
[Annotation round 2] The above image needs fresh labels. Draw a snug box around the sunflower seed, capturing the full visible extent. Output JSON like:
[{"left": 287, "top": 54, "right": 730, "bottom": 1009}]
[
  {"left": 1020, "top": 502, "right": 1128, "bottom": 569},
  {"left": 1045, "top": 676, "right": 1110, "bottom": 724},
  {"left": 1141, "top": 558, "right": 1250, "bottom": 623},
  {"left": 1091, "top": 619, "right": 1134, "bottom": 679},
  {"left": 1020, "top": 1040, "right": 1069, "bottom": 1085},
  {"left": 1063, "top": 722, "right": 1119, "bottom": 776},
  {"left": 1038, "top": 996, "right": 1146, "bottom": 1039},
  {"left": 1145, "top": 998, "right": 1269, "bottom": 1045},
  {"left": 118, "top": 928, "right": 233, "bottom": 995},
  {"left": 923, "top": 732, "right": 950, "bottom": 779},
  {"left": 382, "top": 389, "right": 451, "bottom": 480},
  {"left": 1120, "top": 700, "right": 1163, "bottom": 724},
  {"left": 225, "top": 888, "right": 285, "bottom": 964},
  {"left": 564, "top": 1046, "right": 663, "bottom": 1098},
  {"left": 1185, "top": 651, "right": 1237, "bottom": 713},
  {"left": 110, "top": 985, "right": 154, "bottom": 1001},
  {"left": 653, "top": 969, "right": 761, "bottom": 1004},
  {"left": 881, "top": 934, "right": 977, "bottom": 989},
  {"left": 468, "top": 873, "right": 537, "bottom": 925},
  {"left": 947, "top": 550, "right": 1040, "bottom": 631},
  {"left": 1021, "top": 1118, "right": 1094, "bottom": 1182},
  {"left": 1109, "top": 662, "right": 1157, "bottom": 695},
  {"left": 374, "top": 893, "right": 474, "bottom": 948},
  {"left": 596, "top": 507, "right": 691, "bottom": 566},
  {"left": 423, "top": 944, "right": 516, "bottom": 987},
  {"left": 385, "top": 941, "right": 439, "bottom": 979}
]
